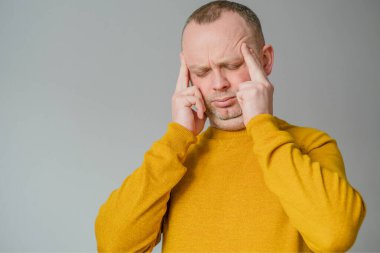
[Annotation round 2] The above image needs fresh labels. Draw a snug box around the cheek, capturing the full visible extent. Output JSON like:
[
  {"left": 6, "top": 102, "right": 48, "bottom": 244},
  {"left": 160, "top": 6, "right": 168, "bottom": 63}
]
[
  {"left": 190, "top": 75, "right": 208, "bottom": 96},
  {"left": 190, "top": 74, "right": 208, "bottom": 90},
  {"left": 226, "top": 67, "right": 251, "bottom": 88}
]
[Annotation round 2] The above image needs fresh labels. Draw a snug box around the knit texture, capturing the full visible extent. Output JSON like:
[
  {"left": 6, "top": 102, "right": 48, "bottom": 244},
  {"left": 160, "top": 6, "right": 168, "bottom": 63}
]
[{"left": 95, "top": 114, "right": 366, "bottom": 252}]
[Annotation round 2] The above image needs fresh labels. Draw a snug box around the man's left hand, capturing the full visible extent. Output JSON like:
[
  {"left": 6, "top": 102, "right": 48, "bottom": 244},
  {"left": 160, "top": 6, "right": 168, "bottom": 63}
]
[{"left": 236, "top": 43, "right": 274, "bottom": 126}]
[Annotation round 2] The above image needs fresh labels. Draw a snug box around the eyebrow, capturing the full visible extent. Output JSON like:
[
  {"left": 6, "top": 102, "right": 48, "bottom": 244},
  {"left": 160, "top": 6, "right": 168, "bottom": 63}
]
[{"left": 188, "top": 57, "right": 243, "bottom": 71}]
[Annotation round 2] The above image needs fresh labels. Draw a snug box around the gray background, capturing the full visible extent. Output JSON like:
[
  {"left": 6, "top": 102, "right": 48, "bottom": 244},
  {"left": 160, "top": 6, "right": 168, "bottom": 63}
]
[{"left": 1, "top": 0, "right": 379, "bottom": 252}]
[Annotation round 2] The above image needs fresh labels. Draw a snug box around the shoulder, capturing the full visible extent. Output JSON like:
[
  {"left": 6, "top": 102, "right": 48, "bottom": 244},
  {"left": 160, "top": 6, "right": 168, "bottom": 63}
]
[{"left": 274, "top": 116, "right": 338, "bottom": 154}]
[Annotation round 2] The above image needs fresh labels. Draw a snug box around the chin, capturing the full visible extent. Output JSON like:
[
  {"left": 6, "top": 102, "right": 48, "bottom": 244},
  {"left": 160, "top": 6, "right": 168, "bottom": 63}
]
[
  {"left": 209, "top": 114, "right": 246, "bottom": 131},
  {"left": 206, "top": 103, "right": 246, "bottom": 130}
]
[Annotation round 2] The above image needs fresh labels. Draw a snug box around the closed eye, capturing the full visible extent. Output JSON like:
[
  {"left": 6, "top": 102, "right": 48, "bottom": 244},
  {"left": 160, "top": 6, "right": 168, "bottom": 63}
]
[
  {"left": 225, "top": 63, "right": 242, "bottom": 70},
  {"left": 194, "top": 70, "right": 209, "bottom": 78},
  {"left": 227, "top": 64, "right": 242, "bottom": 70}
]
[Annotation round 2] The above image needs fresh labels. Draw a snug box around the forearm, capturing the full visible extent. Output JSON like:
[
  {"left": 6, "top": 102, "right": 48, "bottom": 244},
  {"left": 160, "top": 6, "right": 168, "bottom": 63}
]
[
  {"left": 247, "top": 114, "right": 366, "bottom": 252},
  {"left": 95, "top": 122, "right": 196, "bottom": 252}
]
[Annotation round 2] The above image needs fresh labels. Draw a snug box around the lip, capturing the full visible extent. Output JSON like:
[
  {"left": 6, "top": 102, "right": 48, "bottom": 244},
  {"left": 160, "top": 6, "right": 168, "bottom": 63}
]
[{"left": 212, "top": 96, "right": 236, "bottom": 108}]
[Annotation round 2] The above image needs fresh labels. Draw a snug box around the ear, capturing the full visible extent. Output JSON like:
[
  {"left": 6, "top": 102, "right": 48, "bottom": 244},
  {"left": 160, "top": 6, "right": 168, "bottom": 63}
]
[{"left": 260, "top": 44, "right": 274, "bottom": 76}]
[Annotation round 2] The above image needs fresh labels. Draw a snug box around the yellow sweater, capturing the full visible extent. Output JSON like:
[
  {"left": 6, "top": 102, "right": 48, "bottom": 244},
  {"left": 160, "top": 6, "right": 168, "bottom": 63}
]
[{"left": 95, "top": 114, "right": 366, "bottom": 252}]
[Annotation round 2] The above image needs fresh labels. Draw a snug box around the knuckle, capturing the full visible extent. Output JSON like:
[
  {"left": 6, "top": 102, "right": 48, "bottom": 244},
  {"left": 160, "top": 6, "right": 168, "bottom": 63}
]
[
  {"left": 258, "top": 84, "right": 265, "bottom": 90},
  {"left": 172, "top": 92, "right": 182, "bottom": 99},
  {"left": 250, "top": 88, "right": 259, "bottom": 94},
  {"left": 239, "top": 82, "right": 250, "bottom": 89},
  {"left": 172, "top": 93, "right": 185, "bottom": 103}
]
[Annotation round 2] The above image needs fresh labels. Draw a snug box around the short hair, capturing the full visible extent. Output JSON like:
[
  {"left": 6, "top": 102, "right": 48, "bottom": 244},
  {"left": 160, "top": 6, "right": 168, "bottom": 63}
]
[{"left": 182, "top": 0, "right": 265, "bottom": 51}]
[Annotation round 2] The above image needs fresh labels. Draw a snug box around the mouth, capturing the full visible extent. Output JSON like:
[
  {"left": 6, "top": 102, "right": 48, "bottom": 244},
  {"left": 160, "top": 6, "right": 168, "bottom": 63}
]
[{"left": 212, "top": 96, "right": 236, "bottom": 108}]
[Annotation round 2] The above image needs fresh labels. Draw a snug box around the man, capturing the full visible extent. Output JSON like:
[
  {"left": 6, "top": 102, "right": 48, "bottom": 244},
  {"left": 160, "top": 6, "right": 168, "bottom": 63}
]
[{"left": 95, "top": 1, "right": 366, "bottom": 252}]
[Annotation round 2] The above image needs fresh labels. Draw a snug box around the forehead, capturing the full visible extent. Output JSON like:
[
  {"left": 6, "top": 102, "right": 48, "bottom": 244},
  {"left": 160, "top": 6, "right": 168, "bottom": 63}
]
[{"left": 182, "top": 11, "right": 253, "bottom": 67}]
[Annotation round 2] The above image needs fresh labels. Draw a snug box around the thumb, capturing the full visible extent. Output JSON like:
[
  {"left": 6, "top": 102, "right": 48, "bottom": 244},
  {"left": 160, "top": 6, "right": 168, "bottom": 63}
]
[
  {"left": 193, "top": 109, "right": 206, "bottom": 121},
  {"left": 193, "top": 109, "right": 207, "bottom": 127},
  {"left": 236, "top": 91, "right": 243, "bottom": 104}
]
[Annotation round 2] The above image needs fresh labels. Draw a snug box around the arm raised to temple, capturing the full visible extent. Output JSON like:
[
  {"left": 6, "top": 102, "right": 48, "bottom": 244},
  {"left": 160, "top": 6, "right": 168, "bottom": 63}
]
[
  {"left": 246, "top": 113, "right": 366, "bottom": 252},
  {"left": 95, "top": 122, "right": 196, "bottom": 252}
]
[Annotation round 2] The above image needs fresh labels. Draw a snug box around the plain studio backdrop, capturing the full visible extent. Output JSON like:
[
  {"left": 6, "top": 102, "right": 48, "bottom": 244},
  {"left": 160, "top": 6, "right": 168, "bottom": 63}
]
[{"left": 1, "top": 0, "right": 379, "bottom": 252}]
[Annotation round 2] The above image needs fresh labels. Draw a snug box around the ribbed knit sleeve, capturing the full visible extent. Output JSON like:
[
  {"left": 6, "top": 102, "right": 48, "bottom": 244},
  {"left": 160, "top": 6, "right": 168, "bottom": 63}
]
[
  {"left": 95, "top": 122, "right": 196, "bottom": 252},
  {"left": 246, "top": 114, "right": 366, "bottom": 252}
]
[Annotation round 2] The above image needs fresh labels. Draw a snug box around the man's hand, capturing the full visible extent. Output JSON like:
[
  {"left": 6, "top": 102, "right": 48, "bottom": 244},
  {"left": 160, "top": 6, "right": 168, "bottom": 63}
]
[
  {"left": 172, "top": 53, "right": 207, "bottom": 135},
  {"left": 237, "top": 43, "right": 274, "bottom": 126}
]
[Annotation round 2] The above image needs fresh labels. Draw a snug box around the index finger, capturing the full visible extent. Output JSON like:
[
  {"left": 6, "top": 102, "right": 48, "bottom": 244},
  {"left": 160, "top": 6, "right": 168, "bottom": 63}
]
[
  {"left": 241, "top": 43, "right": 267, "bottom": 83},
  {"left": 175, "top": 52, "right": 189, "bottom": 92}
]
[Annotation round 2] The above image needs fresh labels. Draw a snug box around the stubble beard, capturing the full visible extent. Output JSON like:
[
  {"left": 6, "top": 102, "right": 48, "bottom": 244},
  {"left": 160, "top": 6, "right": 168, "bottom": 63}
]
[{"left": 203, "top": 94, "right": 245, "bottom": 131}]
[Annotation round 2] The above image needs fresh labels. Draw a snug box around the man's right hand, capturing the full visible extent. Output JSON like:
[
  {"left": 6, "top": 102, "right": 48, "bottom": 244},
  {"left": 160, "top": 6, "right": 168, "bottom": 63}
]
[{"left": 172, "top": 53, "right": 207, "bottom": 136}]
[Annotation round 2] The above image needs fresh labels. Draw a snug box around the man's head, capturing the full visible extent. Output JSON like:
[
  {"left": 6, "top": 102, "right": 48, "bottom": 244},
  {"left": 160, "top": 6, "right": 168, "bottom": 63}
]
[{"left": 181, "top": 0, "right": 274, "bottom": 131}]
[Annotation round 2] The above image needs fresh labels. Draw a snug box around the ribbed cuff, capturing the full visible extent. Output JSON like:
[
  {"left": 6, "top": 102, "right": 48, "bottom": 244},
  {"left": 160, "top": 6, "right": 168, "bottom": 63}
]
[
  {"left": 157, "top": 122, "right": 197, "bottom": 156},
  {"left": 246, "top": 113, "right": 280, "bottom": 140},
  {"left": 246, "top": 114, "right": 297, "bottom": 157}
]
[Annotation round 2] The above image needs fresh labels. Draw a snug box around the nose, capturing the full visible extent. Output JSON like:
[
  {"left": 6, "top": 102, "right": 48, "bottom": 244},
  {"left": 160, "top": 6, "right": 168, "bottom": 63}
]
[{"left": 211, "top": 68, "right": 230, "bottom": 91}]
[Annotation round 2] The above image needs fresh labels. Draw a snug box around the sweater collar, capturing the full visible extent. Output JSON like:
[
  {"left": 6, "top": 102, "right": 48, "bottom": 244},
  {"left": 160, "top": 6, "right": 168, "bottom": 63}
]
[
  {"left": 200, "top": 115, "right": 289, "bottom": 140},
  {"left": 202, "top": 126, "right": 249, "bottom": 140}
]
